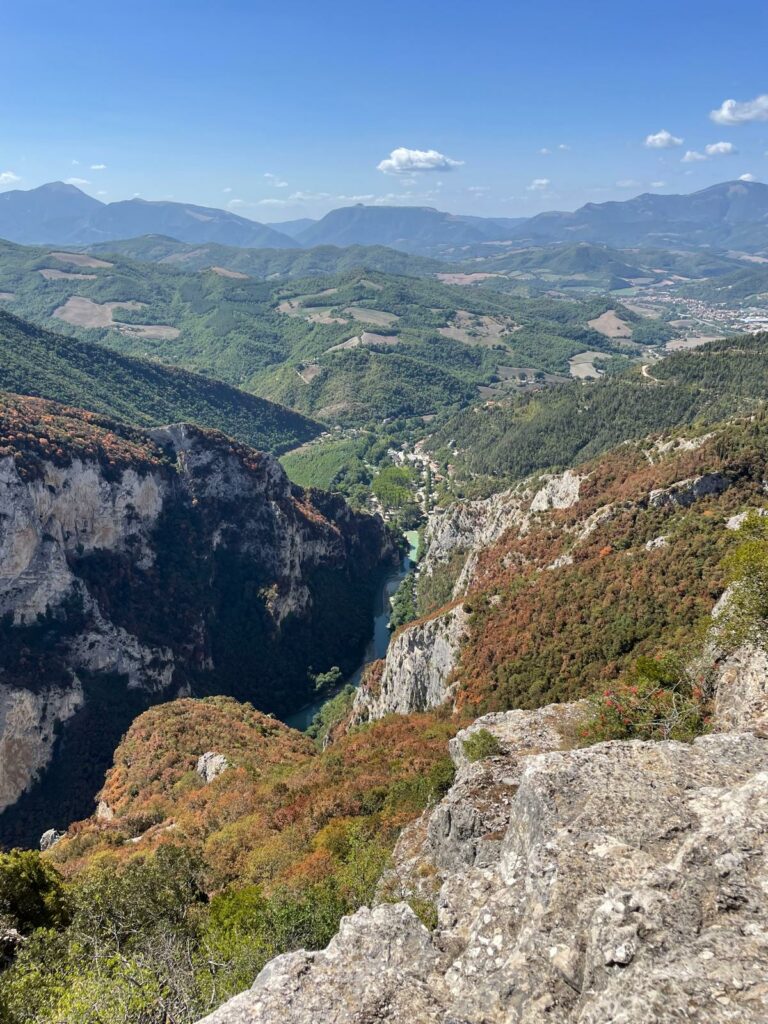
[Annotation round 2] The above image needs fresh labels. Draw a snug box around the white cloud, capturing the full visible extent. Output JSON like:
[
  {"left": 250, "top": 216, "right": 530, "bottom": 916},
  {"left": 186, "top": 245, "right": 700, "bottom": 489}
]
[
  {"left": 96, "top": 190, "right": 108, "bottom": 196},
  {"left": 336, "top": 194, "right": 376, "bottom": 203},
  {"left": 682, "top": 150, "right": 707, "bottom": 163},
  {"left": 711, "top": 94, "right": 768, "bottom": 125},
  {"left": 645, "top": 129, "right": 683, "bottom": 149},
  {"left": 90, "top": 163, "right": 107, "bottom": 170},
  {"left": 256, "top": 198, "right": 290, "bottom": 207},
  {"left": 539, "top": 147, "right": 552, "bottom": 156},
  {"left": 0, "top": 171, "right": 21, "bottom": 187},
  {"left": 377, "top": 146, "right": 463, "bottom": 175},
  {"left": 64, "top": 177, "right": 90, "bottom": 186},
  {"left": 739, "top": 173, "right": 757, "bottom": 182},
  {"left": 467, "top": 185, "right": 490, "bottom": 195},
  {"left": 650, "top": 181, "right": 667, "bottom": 188},
  {"left": 616, "top": 179, "right": 642, "bottom": 189},
  {"left": 527, "top": 178, "right": 551, "bottom": 191},
  {"left": 705, "top": 141, "right": 736, "bottom": 156},
  {"left": 558, "top": 143, "right": 570, "bottom": 151},
  {"left": 226, "top": 198, "right": 246, "bottom": 208},
  {"left": 222, "top": 187, "right": 232, "bottom": 193},
  {"left": 289, "top": 190, "right": 332, "bottom": 201},
  {"left": 264, "top": 172, "right": 288, "bottom": 188}
]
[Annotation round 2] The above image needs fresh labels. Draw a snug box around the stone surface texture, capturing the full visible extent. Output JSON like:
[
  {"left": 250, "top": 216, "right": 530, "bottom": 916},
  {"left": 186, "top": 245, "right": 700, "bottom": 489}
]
[{"left": 200, "top": 667, "right": 768, "bottom": 1024}]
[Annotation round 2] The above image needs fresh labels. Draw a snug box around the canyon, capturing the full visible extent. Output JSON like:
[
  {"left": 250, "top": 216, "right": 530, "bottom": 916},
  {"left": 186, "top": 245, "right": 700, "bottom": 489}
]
[{"left": 0, "top": 395, "right": 393, "bottom": 846}]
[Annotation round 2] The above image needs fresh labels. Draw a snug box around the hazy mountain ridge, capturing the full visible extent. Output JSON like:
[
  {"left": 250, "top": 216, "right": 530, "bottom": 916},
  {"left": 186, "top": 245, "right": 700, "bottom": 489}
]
[
  {"left": 3, "top": 180, "right": 768, "bottom": 256},
  {"left": 0, "top": 182, "right": 299, "bottom": 248},
  {"left": 511, "top": 180, "right": 768, "bottom": 250}
]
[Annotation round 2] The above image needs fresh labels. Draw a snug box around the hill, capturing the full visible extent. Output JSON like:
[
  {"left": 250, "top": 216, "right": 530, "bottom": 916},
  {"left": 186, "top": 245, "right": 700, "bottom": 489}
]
[
  {"left": 0, "top": 182, "right": 298, "bottom": 248},
  {"left": 82, "top": 236, "right": 445, "bottom": 278},
  {"left": 0, "top": 239, "right": 658, "bottom": 426},
  {"left": 479, "top": 241, "right": 646, "bottom": 278},
  {"left": 0, "top": 309, "right": 321, "bottom": 453},
  {"left": 296, "top": 205, "right": 497, "bottom": 253},
  {"left": 428, "top": 332, "right": 768, "bottom": 486},
  {"left": 511, "top": 180, "right": 768, "bottom": 251}
]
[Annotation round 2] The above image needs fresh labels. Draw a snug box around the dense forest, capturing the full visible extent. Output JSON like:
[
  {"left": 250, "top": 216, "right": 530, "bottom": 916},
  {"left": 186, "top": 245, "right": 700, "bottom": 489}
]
[
  {"left": 0, "top": 309, "right": 320, "bottom": 453},
  {"left": 428, "top": 332, "right": 768, "bottom": 488}
]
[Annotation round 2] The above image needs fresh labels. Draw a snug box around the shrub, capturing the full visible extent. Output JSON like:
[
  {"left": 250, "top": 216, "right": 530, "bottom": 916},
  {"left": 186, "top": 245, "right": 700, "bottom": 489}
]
[
  {"left": 407, "top": 897, "right": 438, "bottom": 931},
  {"left": 580, "top": 655, "right": 711, "bottom": 745},
  {"left": 714, "top": 510, "right": 768, "bottom": 650},
  {"left": 462, "top": 728, "right": 502, "bottom": 762},
  {"left": 0, "top": 851, "right": 69, "bottom": 933}
]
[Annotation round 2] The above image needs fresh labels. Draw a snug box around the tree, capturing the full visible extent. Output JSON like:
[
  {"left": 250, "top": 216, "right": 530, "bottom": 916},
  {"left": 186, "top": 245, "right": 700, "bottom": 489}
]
[{"left": 0, "top": 851, "right": 68, "bottom": 934}]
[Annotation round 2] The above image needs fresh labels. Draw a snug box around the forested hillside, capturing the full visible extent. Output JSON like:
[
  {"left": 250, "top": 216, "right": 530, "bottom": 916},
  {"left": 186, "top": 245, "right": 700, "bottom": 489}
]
[
  {"left": 4, "top": 411, "right": 767, "bottom": 1022},
  {"left": 0, "top": 240, "right": 659, "bottom": 425},
  {"left": 429, "top": 332, "right": 768, "bottom": 487},
  {"left": 0, "top": 310, "right": 320, "bottom": 453},
  {"left": 83, "top": 237, "right": 445, "bottom": 279}
]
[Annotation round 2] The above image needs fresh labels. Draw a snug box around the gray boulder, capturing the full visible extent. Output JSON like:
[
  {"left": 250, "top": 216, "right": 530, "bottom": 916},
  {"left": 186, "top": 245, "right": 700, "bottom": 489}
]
[
  {"left": 196, "top": 751, "right": 230, "bottom": 783},
  {"left": 39, "top": 828, "right": 65, "bottom": 851}
]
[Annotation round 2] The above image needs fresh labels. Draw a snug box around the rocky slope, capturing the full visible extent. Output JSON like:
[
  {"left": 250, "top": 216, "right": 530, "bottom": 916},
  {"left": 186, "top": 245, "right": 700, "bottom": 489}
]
[
  {"left": 354, "top": 422, "right": 768, "bottom": 724},
  {"left": 0, "top": 394, "right": 393, "bottom": 846},
  {"left": 351, "top": 604, "right": 468, "bottom": 723},
  {"left": 200, "top": 652, "right": 768, "bottom": 1024},
  {"left": 351, "top": 469, "right": 584, "bottom": 723}
]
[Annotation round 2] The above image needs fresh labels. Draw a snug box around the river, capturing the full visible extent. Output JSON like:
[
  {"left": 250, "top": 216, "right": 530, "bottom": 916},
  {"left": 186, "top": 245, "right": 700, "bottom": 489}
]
[{"left": 284, "top": 530, "right": 420, "bottom": 731}]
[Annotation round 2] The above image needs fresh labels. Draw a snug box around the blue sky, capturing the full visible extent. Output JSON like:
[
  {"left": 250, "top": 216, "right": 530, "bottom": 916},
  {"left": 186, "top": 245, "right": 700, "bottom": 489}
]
[{"left": 3, "top": 0, "right": 768, "bottom": 221}]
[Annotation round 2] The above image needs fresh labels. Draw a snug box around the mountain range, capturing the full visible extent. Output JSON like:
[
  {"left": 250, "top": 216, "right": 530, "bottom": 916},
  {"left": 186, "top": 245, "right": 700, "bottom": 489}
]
[
  {"left": 2, "top": 179, "right": 767, "bottom": 255},
  {"left": 291, "top": 205, "right": 526, "bottom": 253},
  {"left": 0, "top": 182, "right": 299, "bottom": 248},
  {"left": 512, "top": 179, "right": 768, "bottom": 250}
]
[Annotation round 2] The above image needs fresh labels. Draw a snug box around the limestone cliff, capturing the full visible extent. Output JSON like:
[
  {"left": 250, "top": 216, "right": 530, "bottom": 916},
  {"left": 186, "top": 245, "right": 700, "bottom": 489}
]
[
  {"left": 200, "top": 659, "right": 768, "bottom": 1024},
  {"left": 351, "top": 469, "right": 585, "bottom": 724},
  {"left": 0, "top": 395, "right": 393, "bottom": 845},
  {"left": 351, "top": 604, "right": 468, "bottom": 723},
  {"left": 353, "top": 425, "right": 763, "bottom": 726}
]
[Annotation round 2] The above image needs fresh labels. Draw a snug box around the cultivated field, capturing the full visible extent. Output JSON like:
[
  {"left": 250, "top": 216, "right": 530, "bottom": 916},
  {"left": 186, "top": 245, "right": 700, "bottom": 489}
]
[
  {"left": 569, "top": 350, "right": 607, "bottom": 378},
  {"left": 49, "top": 251, "right": 114, "bottom": 269},
  {"left": 39, "top": 268, "right": 97, "bottom": 281},
  {"left": 587, "top": 309, "right": 633, "bottom": 338},
  {"left": 343, "top": 307, "right": 399, "bottom": 327},
  {"left": 439, "top": 310, "right": 517, "bottom": 346},
  {"left": 209, "top": 266, "right": 249, "bottom": 279},
  {"left": 53, "top": 296, "right": 180, "bottom": 340}
]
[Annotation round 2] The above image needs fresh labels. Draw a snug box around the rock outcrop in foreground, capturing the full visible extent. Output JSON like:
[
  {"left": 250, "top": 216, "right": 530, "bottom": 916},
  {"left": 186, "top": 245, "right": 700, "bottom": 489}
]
[{"left": 201, "top": 686, "right": 768, "bottom": 1023}]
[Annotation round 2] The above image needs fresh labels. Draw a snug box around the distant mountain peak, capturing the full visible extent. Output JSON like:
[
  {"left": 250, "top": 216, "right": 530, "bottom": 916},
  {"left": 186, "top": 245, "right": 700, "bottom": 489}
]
[
  {"left": 0, "top": 183, "right": 299, "bottom": 248},
  {"left": 34, "top": 180, "right": 93, "bottom": 195}
]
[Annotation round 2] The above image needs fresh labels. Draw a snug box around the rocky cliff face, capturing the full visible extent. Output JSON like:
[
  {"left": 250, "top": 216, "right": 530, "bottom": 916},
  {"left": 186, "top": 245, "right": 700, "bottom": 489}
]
[
  {"left": 351, "top": 469, "right": 586, "bottom": 725},
  {"left": 354, "top": 425, "right": 767, "bottom": 726},
  {"left": 0, "top": 395, "right": 393, "bottom": 846},
  {"left": 200, "top": 661, "right": 768, "bottom": 1024},
  {"left": 351, "top": 605, "right": 468, "bottom": 723}
]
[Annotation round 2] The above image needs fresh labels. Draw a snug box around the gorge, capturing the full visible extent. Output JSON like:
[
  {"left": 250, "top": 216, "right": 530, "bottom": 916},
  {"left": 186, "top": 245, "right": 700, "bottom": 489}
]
[{"left": 0, "top": 394, "right": 394, "bottom": 847}]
